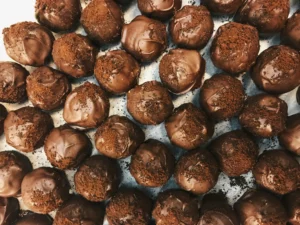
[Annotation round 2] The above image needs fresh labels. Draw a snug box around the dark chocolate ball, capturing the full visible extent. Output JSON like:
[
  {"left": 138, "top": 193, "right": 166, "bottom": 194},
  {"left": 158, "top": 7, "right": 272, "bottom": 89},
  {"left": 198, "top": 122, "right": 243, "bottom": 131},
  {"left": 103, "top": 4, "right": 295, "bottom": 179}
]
[
  {"left": 15, "top": 212, "right": 53, "bottom": 225},
  {"left": 159, "top": 49, "right": 206, "bottom": 94},
  {"left": 121, "top": 15, "right": 168, "bottom": 62},
  {"left": 0, "top": 197, "right": 19, "bottom": 225},
  {"left": 202, "top": 0, "right": 244, "bottom": 15},
  {"left": 169, "top": 5, "right": 214, "bottom": 49},
  {"left": 281, "top": 10, "right": 300, "bottom": 51},
  {"left": 239, "top": 94, "right": 288, "bottom": 138},
  {"left": 95, "top": 115, "right": 145, "bottom": 159},
  {"left": 165, "top": 103, "right": 214, "bottom": 150},
  {"left": 0, "top": 104, "right": 7, "bottom": 136},
  {"left": 282, "top": 190, "right": 300, "bottom": 225},
  {"left": 210, "top": 22, "right": 259, "bottom": 75},
  {"left": 3, "top": 22, "right": 54, "bottom": 66},
  {"left": 127, "top": 81, "right": 174, "bottom": 125},
  {"left": 4, "top": 107, "right": 54, "bottom": 152},
  {"left": 200, "top": 74, "right": 246, "bottom": 121}
]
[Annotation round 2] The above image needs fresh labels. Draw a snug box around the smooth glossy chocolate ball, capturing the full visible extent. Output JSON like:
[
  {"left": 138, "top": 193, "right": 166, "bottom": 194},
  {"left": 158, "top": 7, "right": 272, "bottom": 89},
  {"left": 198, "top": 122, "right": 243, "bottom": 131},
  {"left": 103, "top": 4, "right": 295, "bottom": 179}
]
[
  {"left": 281, "top": 10, "right": 300, "bottom": 51},
  {"left": 202, "top": 0, "right": 243, "bottom": 15},
  {"left": 282, "top": 190, "right": 300, "bottom": 225},
  {"left": 0, "top": 104, "right": 7, "bottom": 136},
  {"left": 0, "top": 197, "right": 19, "bottom": 225},
  {"left": 15, "top": 212, "right": 53, "bottom": 225}
]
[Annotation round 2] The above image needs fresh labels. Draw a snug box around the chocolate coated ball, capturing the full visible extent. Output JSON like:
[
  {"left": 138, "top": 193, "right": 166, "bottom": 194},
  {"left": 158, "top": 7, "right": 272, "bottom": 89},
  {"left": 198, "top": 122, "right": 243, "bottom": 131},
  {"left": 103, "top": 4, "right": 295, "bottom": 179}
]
[
  {"left": 281, "top": 10, "right": 300, "bottom": 51},
  {"left": 202, "top": 0, "right": 243, "bottom": 15},
  {"left": 15, "top": 212, "right": 53, "bottom": 225},
  {"left": 282, "top": 190, "right": 300, "bottom": 225}
]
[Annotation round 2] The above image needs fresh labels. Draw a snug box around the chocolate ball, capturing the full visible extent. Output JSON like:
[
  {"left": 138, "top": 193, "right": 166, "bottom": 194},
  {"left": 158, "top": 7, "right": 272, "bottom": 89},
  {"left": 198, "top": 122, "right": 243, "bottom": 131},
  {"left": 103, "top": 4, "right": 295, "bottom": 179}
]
[
  {"left": 159, "top": 49, "right": 206, "bottom": 95},
  {"left": 95, "top": 115, "right": 145, "bottom": 159},
  {"left": 0, "top": 62, "right": 28, "bottom": 103},
  {"left": 251, "top": 45, "right": 300, "bottom": 94},
  {"left": 26, "top": 66, "right": 71, "bottom": 111},
  {"left": 298, "top": 87, "right": 300, "bottom": 105},
  {"left": 165, "top": 103, "right": 214, "bottom": 150},
  {"left": 127, "top": 81, "right": 173, "bottom": 125},
  {"left": 281, "top": 10, "right": 300, "bottom": 51},
  {"left": 21, "top": 167, "right": 70, "bottom": 214},
  {"left": 169, "top": 5, "right": 214, "bottom": 49},
  {"left": 210, "top": 22, "right": 259, "bottom": 75},
  {"left": 0, "top": 105, "right": 7, "bottom": 136},
  {"left": 200, "top": 74, "right": 246, "bottom": 121},
  {"left": 94, "top": 50, "right": 141, "bottom": 95},
  {"left": 106, "top": 189, "right": 152, "bottom": 225},
  {"left": 175, "top": 148, "right": 219, "bottom": 195},
  {"left": 74, "top": 155, "right": 120, "bottom": 202},
  {"left": 282, "top": 190, "right": 300, "bottom": 225},
  {"left": 63, "top": 82, "right": 110, "bottom": 129},
  {"left": 44, "top": 125, "right": 92, "bottom": 170},
  {"left": 15, "top": 212, "right": 53, "bottom": 225},
  {"left": 130, "top": 139, "right": 175, "bottom": 187},
  {"left": 3, "top": 22, "right": 54, "bottom": 66},
  {"left": 4, "top": 107, "right": 54, "bottom": 152},
  {"left": 239, "top": 94, "right": 288, "bottom": 138},
  {"left": 153, "top": 189, "right": 200, "bottom": 225},
  {"left": 121, "top": 15, "right": 167, "bottom": 62},
  {"left": 202, "top": 0, "right": 243, "bottom": 15},
  {"left": 0, "top": 197, "right": 19, "bottom": 225},
  {"left": 52, "top": 33, "right": 97, "bottom": 78},
  {"left": 81, "top": 0, "right": 124, "bottom": 45}
]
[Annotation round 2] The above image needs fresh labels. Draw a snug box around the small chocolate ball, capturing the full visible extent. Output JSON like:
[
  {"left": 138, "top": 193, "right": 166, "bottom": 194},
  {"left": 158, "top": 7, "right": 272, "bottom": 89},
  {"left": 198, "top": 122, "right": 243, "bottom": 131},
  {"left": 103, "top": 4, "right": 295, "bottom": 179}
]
[
  {"left": 127, "top": 81, "right": 174, "bottom": 125},
  {"left": 0, "top": 197, "right": 19, "bottom": 225},
  {"left": 200, "top": 74, "right": 246, "bottom": 121},
  {"left": 165, "top": 103, "right": 214, "bottom": 150},
  {"left": 282, "top": 190, "right": 300, "bottom": 225},
  {"left": 95, "top": 115, "right": 145, "bottom": 159},
  {"left": 15, "top": 212, "right": 53, "bottom": 225},
  {"left": 159, "top": 49, "right": 206, "bottom": 95},
  {"left": 239, "top": 94, "right": 288, "bottom": 138},
  {"left": 175, "top": 148, "right": 219, "bottom": 195},
  {"left": 21, "top": 167, "right": 70, "bottom": 214},
  {"left": 0, "top": 104, "right": 7, "bottom": 136},
  {"left": 202, "top": 0, "right": 243, "bottom": 15},
  {"left": 3, "top": 22, "right": 54, "bottom": 67},
  {"left": 121, "top": 15, "right": 168, "bottom": 62},
  {"left": 63, "top": 82, "right": 110, "bottom": 129},
  {"left": 4, "top": 107, "right": 54, "bottom": 152},
  {"left": 210, "top": 22, "right": 260, "bottom": 75},
  {"left": 281, "top": 10, "right": 300, "bottom": 51},
  {"left": 94, "top": 50, "right": 141, "bottom": 95},
  {"left": 169, "top": 5, "right": 214, "bottom": 49}
]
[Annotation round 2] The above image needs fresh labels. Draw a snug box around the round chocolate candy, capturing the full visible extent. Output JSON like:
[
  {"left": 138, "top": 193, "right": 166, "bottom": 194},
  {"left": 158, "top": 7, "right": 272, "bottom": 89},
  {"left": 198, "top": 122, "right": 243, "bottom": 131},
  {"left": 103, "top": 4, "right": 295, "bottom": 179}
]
[
  {"left": 281, "top": 10, "right": 300, "bottom": 51},
  {"left": 15, "top": 212, "right": 53, "bottom": 225},
  {"left": 202, "top": 0, "right": 244, "bottom": 15},
  {"left": 282, "top": 190, "right": 300, "bottom": 225}
]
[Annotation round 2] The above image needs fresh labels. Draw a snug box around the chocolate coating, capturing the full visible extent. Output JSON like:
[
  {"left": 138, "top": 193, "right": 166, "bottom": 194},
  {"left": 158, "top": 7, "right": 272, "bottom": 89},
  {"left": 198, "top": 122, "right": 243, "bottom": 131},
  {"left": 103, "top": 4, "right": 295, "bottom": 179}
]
[
  {"left": 239, "top": 94, "right": 288, "bottom": 138},
  {"left": 0, "top": 105, "right": 7, "bottom": 136},
  {"left": 165, "top": 103, "right": 214, "bottom": 150},
  {"left": 169, "top": 5, "right": 214, "bottom": 49},
  {"left": 0, "top": 197, "right": 19, "bottom": 225},
  {"left": 3, "top": 22, "right": 54, "bottom": 66},
  {"left": 282, "top": 190, "right": 300, "bottom": 225},
  {"left": 281, "top": 10, "right": 300, "bottom": 51},
  {"left": 63, "top": 82, "right": 110, "bottom": 129},
  {"left": 94, "top": 50, "right": 141, "bottom": 95},
  {"left": 74, "top": 155, "right": 120, "bottom": 202},
  {"left": 175, "top": 148, "right": 220, "bottom": 195},
  {"left": 4, "top": 107, "right": 54, "bottom": 152},
  {"left": 121, "top": 15, "right": 167, "bottom": 62},
  {"left": 44, "top": 125, "right": 92, "bottom": 170},
  {"left": 127, "top": 81, "right": 173, "bottom": 125},
  {"left": 95, "top": 115, "right": 145, "bottom": 159},
  {"left": 21, "top": 167, "right": 70, "bottom": 214},
  {"left": 15, "top": 212, "right": 53, "bottom": 225},
  {"left": 210, "top": 22, "right": 259, "bottom": 75},
  {"left": 200, "top": 74, "right": 246, "bottom": 121},
  {"left": 159, "top": 49, "right": 206, "bottom": 95},
  {"left": 0, "top": 62, "right": 28, "bottom": 103},
  {"left": 202, "top": 0, "right": 243, "bottom": 15},
  {"left": 152, "top": 189, "right": 200, "bottom": 225}
]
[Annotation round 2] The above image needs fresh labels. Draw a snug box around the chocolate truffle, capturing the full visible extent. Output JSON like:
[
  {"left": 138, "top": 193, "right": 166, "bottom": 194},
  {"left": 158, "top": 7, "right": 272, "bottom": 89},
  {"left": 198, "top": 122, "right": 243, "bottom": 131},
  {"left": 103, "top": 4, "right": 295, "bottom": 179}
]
[
  {"left": 106, "top": 189, "right": 152, "bottom": 225},
  {"left": 235, "top": 0, "right": 290, "bottom": 34},
  {"left": 130, "top": 139, "right": 175, "bottom": 187},
  {"left": 127, "top": 81, "right": 173, "bottom": 125},
  {"left": 202, "top": 0, "right": 243, "bottom": 15},
  {"left": 159, "top": 49, "right": 206, "bottom": 94},
  {"left": 234, "top": 190, "right": 288, "bottom": 225},
  {"left": 165, "top": 103, "right": 214, "bottom": 150},
  {"left": 298, "top": 87, "right": 300, "bottom": 105},
  {"left": 282, "top": 190, "right": 300, "bottom": 225},
  {"left": 0, "top": 197, "right": 19, "bottom": 225},
  {"left": 94, "top": 50, "right": 141, "bottom": 95},
  {"left": 0, "top": 105, "right": 7, "bottom": 136},
  {"left": 44, "top": 125, "right": 92, "bottom": 170},
  {"left": 4, "top": 107, "right": 54, "bottom": 152},
  {"left": 26, "top": 66, "right": 71, "bottom": 111},
  {"left": 210, "top": 22, "right": 259, "bottom": 75},
  {"left": 200, "top": 74, "right": 246, "bottom": 121},
  {"left": 3, "top": 22, "right": 54, "bottom": 66},
  {"left": 169, "top": 5, "right": 214, "bottom": 49},
  {"left": 0, "top": 62, "right": 28, "bottom": 103},
  {"left": 52, "top": 33, "right": 97, "bottom": 78},
  {"left": 121, "top": 15, "right": 167, "bottom": 62},
  {"left": 81, "top": 0, "right": 124, "bottom": 45},
  {"left": 63, "top": 82, "right": 110, "bottom": 129},
  {"left": 175, "top": 148, "right": 219, "bottom": 195},
  {"left": 95, "top": 115, "right": 145, "bottom": 159},
  {"left": 253, "top": 150, "right": 299, "bottom": 195},
  {"left": 281, "top": 10, "right": 300, "bottom": 51},
  {"left": 54, "top": 195, "right": 104, "bottom": 225},
  {"left": 251, "top": 45, "right": 300, "bottom": 94},
  {"left": 15, "top": 212, "right": 53, "bottom": 225},
  {"left": 21, "top": 167, "right": 70, "bottom": 214},
  {"left": 152, "top": 189, "right": 200, "bottom": 225},
  {"left": 35, "top": 0, "right": 81, "bottom": 32},
  {"left": 239, "top": 94, "right": 288, "bottom": 138},
  {"left": 74, "top": 155, "right": 120, "bottom": 202}
]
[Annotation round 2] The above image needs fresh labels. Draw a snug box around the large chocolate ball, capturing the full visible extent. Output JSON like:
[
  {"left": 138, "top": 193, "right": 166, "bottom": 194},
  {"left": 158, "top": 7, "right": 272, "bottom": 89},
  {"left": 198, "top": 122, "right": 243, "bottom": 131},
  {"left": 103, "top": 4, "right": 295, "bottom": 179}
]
[
  {"left": 0, "top": 197, "right": 19, "bottom": 225},
  {"left": 282, "top": 190, "right": 300, "bottom": 225},
  {"left": 15, "top": 212, "right": 53, "bottom": 225},
  {"left": 202, "top": 0, "right": 243, "bottom": 15},
  {"left": 281, "top": 10, "right": 300, "bottom": 51}
]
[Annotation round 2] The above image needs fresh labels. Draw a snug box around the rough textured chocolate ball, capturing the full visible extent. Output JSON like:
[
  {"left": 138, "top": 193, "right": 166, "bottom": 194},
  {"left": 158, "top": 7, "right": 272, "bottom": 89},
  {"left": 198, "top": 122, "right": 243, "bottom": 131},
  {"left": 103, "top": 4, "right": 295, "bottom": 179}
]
[
  {"left": 282, "top": 190, "right": 300, "bottom": 225},
  {"left": 202, "top": 0, "right": 243, "bottom": 15},
  {"left": 15, "top": 212, "right": 53, "bottom": 225},
  {"left": 281, "top": 10, "right": 300, "bottom": 51},
  {"left": 0, "top": 197, "right": 19, "bottom": 225},
  {"left": 0, "top": 104, "right": 7, "bottom": 136}
]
